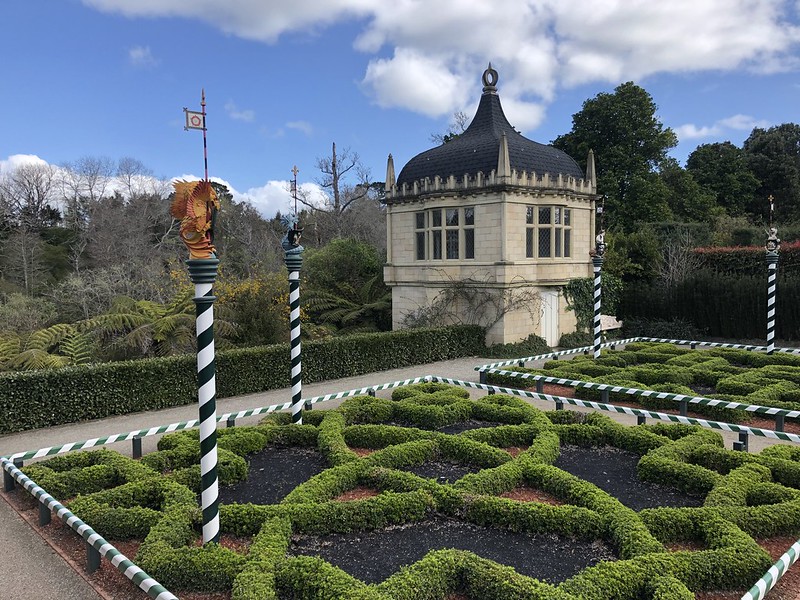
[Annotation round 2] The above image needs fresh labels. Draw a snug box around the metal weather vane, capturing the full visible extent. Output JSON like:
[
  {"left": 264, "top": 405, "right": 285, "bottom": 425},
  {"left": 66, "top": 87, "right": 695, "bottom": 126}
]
[{"left": 184, "top": 89, "right": 209, "bottom": 182}]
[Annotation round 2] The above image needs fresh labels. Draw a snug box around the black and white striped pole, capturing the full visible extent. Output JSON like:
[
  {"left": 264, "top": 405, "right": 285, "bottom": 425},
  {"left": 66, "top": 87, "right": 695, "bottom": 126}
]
[
  {"left": 591, "top": 197, "right": 606, "bottom": 360},
  {"left": 766, "top": 195, "right": 780, "bottom": 355},
  {"left": 188, "top": 258, "right": 220, "bottom": 544},
  {"left": 283, "top": 176, "right": 305, "bottom": 424},
  {"left": 170, "top": 179, "right": 222, "bottom": 545}
]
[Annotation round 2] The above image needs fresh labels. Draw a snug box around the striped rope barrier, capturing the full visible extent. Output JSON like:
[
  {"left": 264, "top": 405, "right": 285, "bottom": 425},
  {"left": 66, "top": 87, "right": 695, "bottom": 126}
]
[
  {"left": 288, "top": 269, "right": 303, "bottom": 424},
  {"left": 475, "top": 337, "right": 800, "bottom": 372},
  {"left": 767, "top": 252, "right": 779, "bottom": 355},
  {"left": 427, "top": 376, "right": 800, "bottom": 444},
  {"left": 476, "top": 338, "right": 646, "bottom": 370},
  {"left": 479, "top": 368, "right": 800, "bottom": 418},
  {"left": 1, "top": 376, "right": 433, "bottom": 462},
  {"left": 188, "top": 259, "right": 220, "bottom": 545},
  {"left": 741, "top": 538, "right": 800, "bottom": 600},
  {"left": 0, "top": 457, "right": 178, "bottom": 600},
  {"left": 593, "top": 255, "right": 603, "bottom": 359}
]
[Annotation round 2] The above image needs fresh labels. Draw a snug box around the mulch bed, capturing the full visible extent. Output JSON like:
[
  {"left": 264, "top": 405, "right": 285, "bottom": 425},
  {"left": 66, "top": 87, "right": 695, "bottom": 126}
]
[
  {"left": 554, "top": 444, "right": 704, "bottom": 510},
  {"left": 403, "top": 459, "right": 484, "bottom": 484},
  {"left": 500, "top": 485, "right": 564, "bottom": 505},
  {"left": 218, "top": 446, "right": 328, "bottom": 505},
  {"left": 289, "top": 516, "right": 616, "bottom": 584},
  {"left": 437, "top": 420, "right": 499, "bottom": 435}
]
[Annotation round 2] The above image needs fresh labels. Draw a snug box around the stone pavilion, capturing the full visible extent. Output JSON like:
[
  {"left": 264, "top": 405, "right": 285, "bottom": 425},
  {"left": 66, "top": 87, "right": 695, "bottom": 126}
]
[{"left": 383, "top": 65, "right": 598, "bottom": 346}]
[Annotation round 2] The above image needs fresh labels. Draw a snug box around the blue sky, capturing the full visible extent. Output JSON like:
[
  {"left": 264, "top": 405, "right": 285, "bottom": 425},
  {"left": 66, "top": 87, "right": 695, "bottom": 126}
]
[{"left": 2, "top": 0, "right": 800, "bottom": 217}]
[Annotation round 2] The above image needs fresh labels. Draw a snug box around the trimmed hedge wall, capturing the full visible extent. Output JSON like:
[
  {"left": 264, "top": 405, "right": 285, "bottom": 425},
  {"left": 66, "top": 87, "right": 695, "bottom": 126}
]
[{"left": 0, "top": 325, "right": 485, "bottom": 433}]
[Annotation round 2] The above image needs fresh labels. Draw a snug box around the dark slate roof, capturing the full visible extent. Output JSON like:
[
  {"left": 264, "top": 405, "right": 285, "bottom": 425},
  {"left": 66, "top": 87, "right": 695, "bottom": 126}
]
[{"left": 397, "top": 91, "right": 584, "bottom": 186}]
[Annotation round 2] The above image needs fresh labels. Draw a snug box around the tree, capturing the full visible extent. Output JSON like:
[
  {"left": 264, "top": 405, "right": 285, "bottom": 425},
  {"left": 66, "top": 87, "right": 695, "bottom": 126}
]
[
  {"left": 743, "top": 124, "right": 800, "bottom": 222},
  {"left": 686, "top": 142, "right": 760, "bottom": 218},
  {"left": 659, "top": 158, "right": 720, "bottom": 223},
  {"left": 430, "top": 111, "right": 469, "bottom": 145},
  {"left": 298, "top": 142, "right": 384, "bottom": 243},
  {"left": 553, "top": 82, "right": 678, "bottom": 230},
  {"left": 303, "top": 238, "right": 391, "bottom": 332},
  {"left": 0, "top": 162, "right": 59, "bottom": 230}
]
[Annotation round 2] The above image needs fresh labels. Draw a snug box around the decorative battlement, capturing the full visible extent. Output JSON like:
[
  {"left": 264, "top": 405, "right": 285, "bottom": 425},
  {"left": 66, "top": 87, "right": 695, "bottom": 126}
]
[{"left": 385, "top": 168, "right": 595, "bottom": 202}]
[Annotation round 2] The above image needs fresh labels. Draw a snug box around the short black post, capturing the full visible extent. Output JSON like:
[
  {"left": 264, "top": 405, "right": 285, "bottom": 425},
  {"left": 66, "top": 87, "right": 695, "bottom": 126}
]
[
  {"left": 555, "top": 400, "right": 564, "bottom": 411},
  {"left": 368, "top": 388, "right": 376, "bottom": 397},
  {"left": 636, "top": 415, "right": 647, "bottom": 425},
  {"left": 39, "top": 502, "right": 52, "bottom": 526},
  {"left": 679, "top": 401, "right": 688, "bottom": 417},
  {"left": 132, "top": 436, "right": 142, "bottom": 459},
  {"left": 488, "top": 387, "right": 496, "bottom": 396},
  {"left": 479, "top": 371, "right": 488, "bottom": 385},
  {"left": 536, "top": 380, "right": 544, "bottom": 393},
  {"left": 738, "top": 432, "right": 749, "bottom": 452},
  {"left": 226, "top": 416, "right": 236, "bottom": 428},
  {"left": 775, "top": 414, "right": 785, "bottom": 432},
  {"left": 518, "top": 360, "right": 525, "bottom": 368},
  {"left": 86, "top": 541, "right": 101, "bottom": 573},
  {"left": 3, "top": 468, "right": 14, "bottom": 492},
  {"left": 600, "top": 390, "right": 610, "bottom": 404},
  {"left": 690, "top": 342, "right": 696, "bottom": 350}
]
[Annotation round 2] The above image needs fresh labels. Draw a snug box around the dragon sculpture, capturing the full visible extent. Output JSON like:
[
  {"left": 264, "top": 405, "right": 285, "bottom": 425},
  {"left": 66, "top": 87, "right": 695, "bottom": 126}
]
[{"left": 171, "top": 180, "right": 220, "bottom": 259}]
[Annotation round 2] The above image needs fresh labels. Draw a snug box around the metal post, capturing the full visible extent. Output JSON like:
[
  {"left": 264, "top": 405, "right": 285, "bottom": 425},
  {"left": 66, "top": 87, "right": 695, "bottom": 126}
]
[
  {"left": 131, "top": 436, "right": 142, "bottom": 459},
  {"left": 86, "top": 541, "right": 101, "bottom": 573},
  {"left": 636, "top": 415, "right": 647, "bottom": 425},
  {"left": 738, "top": 431, "right": 749, "bottom": 452},
  {"left": 4, "top": 458, "right": 22, "bottom": 492},
  {"left": 282, "top": 212, "right": 305, "bottom": 423},
  {"left": 775, "top": 414, "right": 785, "bottom": 432},
  {"left": 592, "top": 255, "right": 603, "bottom": 360},
  {"left": 39, "top": 502, "right": 52, "bottom": 526},
  {"left": 766, "top": 252, "right": 779, "bottom": 355},
  {"left": 536, "top": 380, "right": 544, "bottom": 393},
  {"left": 188, "top": 258, "right": 220, "bottom": 545},
  {"left": 679, "top": 400, "right": 688, "bottom": 417},
  {"left": 479, "top": 371, "right": 488, "bottom": 385},
  {"left": 368, "top": 388, "right": 376, "bottom": 397},
  {"left": 766, "top": 198, "right": 780, "bottom": 354},
  {"left": 226, "top": 416, "right": 236, "bottom": 428}
]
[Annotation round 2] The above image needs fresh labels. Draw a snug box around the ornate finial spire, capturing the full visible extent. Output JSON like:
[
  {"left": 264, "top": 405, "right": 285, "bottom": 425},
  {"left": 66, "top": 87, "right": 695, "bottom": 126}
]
[
  {"left": 385, "top": 153, "right": 396, "bottom": 191},
  {"left": 482, "top": 63, "right": 498, "bottom": 94}
]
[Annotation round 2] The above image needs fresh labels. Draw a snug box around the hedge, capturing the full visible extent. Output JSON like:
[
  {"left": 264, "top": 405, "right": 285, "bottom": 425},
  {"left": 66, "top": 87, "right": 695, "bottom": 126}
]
[
  {"left": 17, "top": 380, "right": 800, "bottom": 598},
  {"left": 0, "top": 325, "right": 485, "bottom": 433}
]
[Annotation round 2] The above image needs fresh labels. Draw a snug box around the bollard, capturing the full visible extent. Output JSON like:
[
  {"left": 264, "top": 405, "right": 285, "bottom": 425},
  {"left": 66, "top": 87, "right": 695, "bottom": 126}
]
[
  {"left": 518, "top": 360, "right": 525, "bottom": 368},
  {"left": 39, "top": 502, "right": 52, "bottom": 526},
  {"left": 600, "top": 389, "right": 609, "bottom": 404},
  {"left": 479, "top": 371, "right": 487, "bottom": 385},
  {"left": 690, "top": 342, "right": 696, "bottom": 350},
  {"left": 536, "top": 380, "right": 544, "bottom": 393},
  {"left": 4, "top": 459, "right": 22, "bottom": 492},
  {"left": 132, "top": 436, "right": 142, "bottom": 459},
  {"left": 368, "top": 388, "right": 376, "bottom": 397},
  {"left": 555, "top": 400, "right": 563, "bottom": 411},
  {"left": 86, "top": 541, "right": 101, "bottom": 573},
  {"left": 775, "top": 414, "right": 785, "bottom": 433},
  {"left": 637, "top": 415, "right": 647, "bottom": 425},
  {"left": 738, "top": 432, "right": 749, "bottom": 452},
  {"left": 679, "top": 401, "right": 688, "bottom": 417},
  {"left": 733, "top": 441, "right": 745, "bottom": 451},
  {"left": 227, "top": 416, "right": 236, "bottom": 428},
  {"left": 488, "top": 387, "right": 496, "bottom": 395}
]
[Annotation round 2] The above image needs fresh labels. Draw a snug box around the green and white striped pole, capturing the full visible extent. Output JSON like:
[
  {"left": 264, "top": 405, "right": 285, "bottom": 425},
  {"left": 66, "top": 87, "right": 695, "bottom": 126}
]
[
  {"left": 187, "top": 258, "right": 220, "bottom": 545},
  {"left": 766, "top": 197, "right": 779, "bottom": 355},
  {"left": 592, "top": 254, "right": 603, "bottom": 359},
  {"left": 282, "top": 206, "right": 305, "bottom": 425}
]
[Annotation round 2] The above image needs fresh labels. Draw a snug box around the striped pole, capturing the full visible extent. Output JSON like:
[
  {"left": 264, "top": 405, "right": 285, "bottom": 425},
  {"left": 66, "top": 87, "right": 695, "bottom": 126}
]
[
  {"left": 187, "top": 258, "right": 220, "bottom": 545},
  {"left": 288, "top": 265, "right": 303, "bottom": 423},
  {"left": 741, "top": 539, "right": 800, "bottom": 600},
  {"left": 766, "top": 252, "right": 778, "bottom": 355},
  {"left": 592, "top": 255, "right": 603, "bottom": 359}
]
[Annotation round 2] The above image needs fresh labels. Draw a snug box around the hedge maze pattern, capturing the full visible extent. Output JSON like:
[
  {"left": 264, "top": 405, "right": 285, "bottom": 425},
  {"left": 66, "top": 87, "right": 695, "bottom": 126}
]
[{"left": 11, "top": 367, "right": 800, "bottom": 600}]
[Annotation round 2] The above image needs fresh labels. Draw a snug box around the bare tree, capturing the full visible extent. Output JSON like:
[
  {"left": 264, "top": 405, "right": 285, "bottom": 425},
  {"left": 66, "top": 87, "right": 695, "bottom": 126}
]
[
  {"left": 430, "top": 111, "right": 470, "bottom": 145},
  {"left": 659, "top": 230, "right": 703, "bottom": 288},
  {"left": 0, "top": 162, "right": 58, "bottom": 229},
  {"left": 116, "top": 157, "right": 153, "bottom": 198}
]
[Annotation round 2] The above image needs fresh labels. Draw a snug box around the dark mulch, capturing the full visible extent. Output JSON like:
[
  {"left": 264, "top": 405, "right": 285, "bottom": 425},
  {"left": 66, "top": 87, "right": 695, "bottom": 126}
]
[
  {"left": 289, "top": 516, "right": 616, "bottom": 584},
  {"left": 554, "top": 445, "right": 704, "bottom": 511},
  {"left": 404, "top": 459, "right": 483, "bottom": 483},
  {"left": 219, "top": 446, "right": 327, "bottom": 505},
  {"left": 437, "top": 420, "right": 500, "bottom": 435}
]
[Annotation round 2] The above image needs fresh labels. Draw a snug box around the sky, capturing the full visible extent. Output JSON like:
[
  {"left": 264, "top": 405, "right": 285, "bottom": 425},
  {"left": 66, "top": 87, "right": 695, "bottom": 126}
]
[{"left": 2, "top": 0, "right": 800, "bottom": 218}]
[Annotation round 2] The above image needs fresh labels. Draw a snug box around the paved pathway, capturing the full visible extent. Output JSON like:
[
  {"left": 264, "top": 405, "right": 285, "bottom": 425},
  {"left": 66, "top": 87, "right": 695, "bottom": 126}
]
[{"left": 0, "top": 353, "right": 785, "bottom": 598}]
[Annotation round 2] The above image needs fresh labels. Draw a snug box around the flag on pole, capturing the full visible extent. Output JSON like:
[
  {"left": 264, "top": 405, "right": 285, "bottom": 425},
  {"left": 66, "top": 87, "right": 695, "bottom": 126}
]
[{"left": 184, "top": 109, "right": 205, "bottom": 130}]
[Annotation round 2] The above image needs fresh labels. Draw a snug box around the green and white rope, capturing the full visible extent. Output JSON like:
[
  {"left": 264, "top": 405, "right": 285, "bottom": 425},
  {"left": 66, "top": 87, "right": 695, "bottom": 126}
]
[
  {"left": 635, "top": 337, "right": 800, "bottom": 354},
  {"left": 741, "top": 538, "right": 800, "bottom": 600},
  {"left": 0, "top": 457, "right": 178, "bottom": 600},
  {"left": 477, "top": 338, "right": 645, "bottom": 369},
  {"left": 480, "top": 368, "right": 800, "bottom": 418},
  {"left": 1, "top": 377, "right": 432, "bottom": 462},
  {"left": 427, "top": 376, "right": 800, "bottom": 443}
]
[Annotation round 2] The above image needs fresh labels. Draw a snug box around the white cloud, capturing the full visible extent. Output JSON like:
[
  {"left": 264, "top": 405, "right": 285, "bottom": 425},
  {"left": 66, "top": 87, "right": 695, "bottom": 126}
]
[
  {"left": 0, "top": 154, "right": 49, "bottom": 176},
  {"left": 675, "top": 114, "right": 771, "bottom": 140},
  {"left": 224, "top": 100, "right": 255, "bottom": 122},
  {"left": 286, "top": 121, "right": 313, "bottom": 136},
  {"left": 128, "top": 45, "right": 159, "bottom": 68},
  {"left": 82, "top": 1, "right": 800, "bottom": 130}
]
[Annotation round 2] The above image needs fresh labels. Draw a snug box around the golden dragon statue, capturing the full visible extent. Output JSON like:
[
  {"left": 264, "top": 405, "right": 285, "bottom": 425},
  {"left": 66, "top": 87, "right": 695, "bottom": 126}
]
[{"left": 170, "top": 180, "right": 220, "bottom": 259}]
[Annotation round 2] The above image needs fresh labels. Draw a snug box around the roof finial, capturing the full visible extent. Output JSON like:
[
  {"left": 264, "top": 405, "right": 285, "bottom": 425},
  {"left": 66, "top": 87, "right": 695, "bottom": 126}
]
[{"left": 482, "top": 63, "right": 498, "bottom": 94}]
